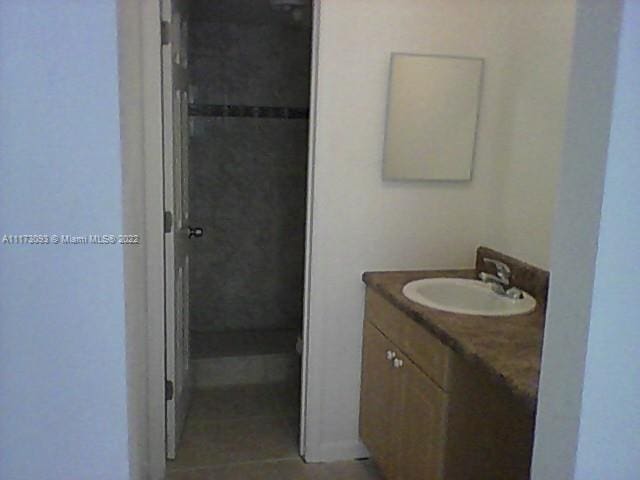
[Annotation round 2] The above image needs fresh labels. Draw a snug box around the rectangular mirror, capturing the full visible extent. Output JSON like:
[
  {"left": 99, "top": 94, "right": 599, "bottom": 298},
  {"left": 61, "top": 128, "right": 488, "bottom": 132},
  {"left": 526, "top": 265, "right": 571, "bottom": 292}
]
[{"left": 383, "top": 53, "right": 484, "bottom": 181}]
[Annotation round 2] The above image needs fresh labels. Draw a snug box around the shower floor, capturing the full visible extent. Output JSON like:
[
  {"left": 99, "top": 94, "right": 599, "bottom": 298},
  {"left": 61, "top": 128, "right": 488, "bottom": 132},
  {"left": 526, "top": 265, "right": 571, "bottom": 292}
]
[
  {"left": 190, "top": 328, "right": 299, "bottom": 358},
  {"left": 190, "top": 328, "right": 301, "bottom": 387}
]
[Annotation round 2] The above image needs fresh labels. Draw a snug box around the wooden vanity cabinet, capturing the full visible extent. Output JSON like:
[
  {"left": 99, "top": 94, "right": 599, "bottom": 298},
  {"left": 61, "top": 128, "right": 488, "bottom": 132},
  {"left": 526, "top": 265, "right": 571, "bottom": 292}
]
[
  {"left": 396, "top": 351, "right": 448, "bottom": 480},
  {"left": 360, "top": 321, "right": 401, "bottom": 478},
  {"left": 360, "top": 289, "right": 534, "bottom": 480}
]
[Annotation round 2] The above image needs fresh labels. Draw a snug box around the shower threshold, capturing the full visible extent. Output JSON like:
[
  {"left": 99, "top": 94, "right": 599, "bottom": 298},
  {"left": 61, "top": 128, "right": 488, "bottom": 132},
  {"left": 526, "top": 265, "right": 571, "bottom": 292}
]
[{"left": 190, "top": 328, "right": 301, "bottom": 387}]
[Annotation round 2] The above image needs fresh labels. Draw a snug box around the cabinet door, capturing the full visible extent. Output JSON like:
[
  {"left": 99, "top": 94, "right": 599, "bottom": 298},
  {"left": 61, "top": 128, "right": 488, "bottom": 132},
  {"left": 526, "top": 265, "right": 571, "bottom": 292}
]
[
  {"left": 397, "top": 355, "right": 448, "bottom": 480},
  {"left": 360, "top": 321, "right": 400, "bottom": 479}
]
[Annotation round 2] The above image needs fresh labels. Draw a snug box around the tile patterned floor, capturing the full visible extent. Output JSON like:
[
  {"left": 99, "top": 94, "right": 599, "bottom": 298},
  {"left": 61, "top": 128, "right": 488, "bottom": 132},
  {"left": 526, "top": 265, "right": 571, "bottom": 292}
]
[
  {"left": 166, "top": 384, "right": 383, "bottom": 480},
  {"left": 166, "top": 457, "right": 382, "bottom": 480}
]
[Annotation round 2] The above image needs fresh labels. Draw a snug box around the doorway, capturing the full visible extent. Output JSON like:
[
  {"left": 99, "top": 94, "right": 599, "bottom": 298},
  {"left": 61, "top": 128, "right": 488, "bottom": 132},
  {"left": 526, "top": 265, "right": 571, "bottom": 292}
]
[{"left": 164, "top": 0, "right": 313, "bottom": 474}]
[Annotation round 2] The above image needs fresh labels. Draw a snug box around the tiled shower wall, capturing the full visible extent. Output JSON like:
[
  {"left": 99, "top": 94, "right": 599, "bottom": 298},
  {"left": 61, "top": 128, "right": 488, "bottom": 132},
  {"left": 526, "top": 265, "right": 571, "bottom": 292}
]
[{"left": 188, "top": 0, "right": 312, "bottom": 332}]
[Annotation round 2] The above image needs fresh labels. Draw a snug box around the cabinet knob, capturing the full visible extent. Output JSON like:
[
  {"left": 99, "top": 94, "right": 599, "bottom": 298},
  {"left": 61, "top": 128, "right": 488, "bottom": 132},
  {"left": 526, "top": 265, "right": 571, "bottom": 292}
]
[
  {"left": 392, "top": 358, "right": 404, "bottom": 369},
  {"left": 386, "top": 350, "right": 397, "bottom": 361}
]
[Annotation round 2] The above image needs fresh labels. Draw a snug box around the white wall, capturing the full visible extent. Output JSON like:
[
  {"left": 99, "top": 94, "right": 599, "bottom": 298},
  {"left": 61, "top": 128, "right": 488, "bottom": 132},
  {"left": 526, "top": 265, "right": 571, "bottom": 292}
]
[
  {"left": 485, "top": 1, "right": 576, "bottom": 268},
  {"left": 574, "top": 3, "right": 640, "bottom": 476},
  {"left": 0, "top": 2, "right": 131, "bottom": 479},
  {"left": 305, "top": 0, "right": 575, "bottom": 461},
  {"left": 533, "top": 0, "right": 640, "bottom": 477},
  {"left": 530, "top": 0, "right": 621, "bottom": 477}
]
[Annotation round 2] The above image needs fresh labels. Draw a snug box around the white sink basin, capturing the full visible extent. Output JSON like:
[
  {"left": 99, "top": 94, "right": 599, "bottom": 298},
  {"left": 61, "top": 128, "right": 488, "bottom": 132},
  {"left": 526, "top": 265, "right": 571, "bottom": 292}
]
[{"left": 402, "top": 277, "right": 536, "bottom": 316}]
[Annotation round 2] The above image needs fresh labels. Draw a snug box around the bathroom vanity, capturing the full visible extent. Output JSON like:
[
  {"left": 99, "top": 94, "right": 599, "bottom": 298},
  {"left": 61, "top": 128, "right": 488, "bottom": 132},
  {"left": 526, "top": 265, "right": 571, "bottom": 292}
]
[{"left": 360, "top": 248, "right": 548, "bottom": 480}]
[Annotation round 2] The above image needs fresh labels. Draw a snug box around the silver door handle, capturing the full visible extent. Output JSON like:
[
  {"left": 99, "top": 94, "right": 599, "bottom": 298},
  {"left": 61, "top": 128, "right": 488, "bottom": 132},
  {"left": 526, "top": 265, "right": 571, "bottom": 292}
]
[{"left": 188, "top": 226, "right": 204, "bottom": 239}]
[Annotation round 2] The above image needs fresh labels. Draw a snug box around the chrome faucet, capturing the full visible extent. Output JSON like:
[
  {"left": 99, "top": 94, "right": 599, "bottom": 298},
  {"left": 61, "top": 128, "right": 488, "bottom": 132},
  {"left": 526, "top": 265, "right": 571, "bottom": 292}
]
[{"left": 479, "top": 258, "right": 524, "bottom": 299}]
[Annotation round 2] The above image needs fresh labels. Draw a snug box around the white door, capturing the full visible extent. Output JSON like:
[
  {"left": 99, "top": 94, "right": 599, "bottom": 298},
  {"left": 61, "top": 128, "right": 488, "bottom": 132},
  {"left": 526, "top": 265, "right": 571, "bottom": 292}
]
[{"left": 162, "top": 0, "right": 195, "bottom": 460}]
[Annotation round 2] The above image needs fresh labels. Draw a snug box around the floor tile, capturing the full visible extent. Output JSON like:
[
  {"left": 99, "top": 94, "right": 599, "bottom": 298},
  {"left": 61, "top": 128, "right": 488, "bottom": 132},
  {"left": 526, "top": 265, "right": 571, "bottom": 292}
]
[
  {"left": 166, "top": 458, "right": 311, "bottom": 480},
  {"left": 305, "top": 460, "right": 384, "bottom": 480},
  {"left": 166, "top": 458, "right": 383, "bottom": 480},
  {"left": 269, "top": 382, "right": 301, "bottom": 417},
  {"left": 191, "top": 329, "right": 298, "bottom": 358},
  {"left": 187, "top": 385, "right": 281, "bottom": 423},
  {"left": 167, "top": 385, "right": 381, "bottom": 480},
  {"left": 283, "top": 414, "right": 300, "bottom": 439},
  {"left": 169, "top": 416, "right": 298, "bottom": 470}
]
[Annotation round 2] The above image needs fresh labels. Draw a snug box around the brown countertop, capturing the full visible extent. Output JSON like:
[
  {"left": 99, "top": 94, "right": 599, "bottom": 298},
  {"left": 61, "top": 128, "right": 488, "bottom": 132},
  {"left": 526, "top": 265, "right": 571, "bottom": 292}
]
[{"left": 362, "top": 269, "right": 545, "bottom": 412}]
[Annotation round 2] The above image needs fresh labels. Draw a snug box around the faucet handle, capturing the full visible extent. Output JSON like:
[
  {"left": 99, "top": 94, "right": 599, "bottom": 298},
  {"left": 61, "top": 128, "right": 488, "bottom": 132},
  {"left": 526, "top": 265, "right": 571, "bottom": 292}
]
[{"left": 483, "top": 258, "right": 511, "bottom": 278}]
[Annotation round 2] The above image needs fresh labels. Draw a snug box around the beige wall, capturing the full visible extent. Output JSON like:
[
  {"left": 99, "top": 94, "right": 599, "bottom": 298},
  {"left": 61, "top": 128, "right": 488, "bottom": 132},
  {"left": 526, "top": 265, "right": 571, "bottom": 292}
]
[{"left": 305, "top": 0, "right": 575, "bottom": 461}]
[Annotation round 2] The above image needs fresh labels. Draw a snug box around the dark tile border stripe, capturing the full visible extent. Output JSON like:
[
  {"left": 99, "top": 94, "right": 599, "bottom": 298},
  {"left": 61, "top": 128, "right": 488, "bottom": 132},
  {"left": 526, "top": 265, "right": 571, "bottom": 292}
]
[{"left": 189, "top": 104, "right": 310, "bottom": 119}]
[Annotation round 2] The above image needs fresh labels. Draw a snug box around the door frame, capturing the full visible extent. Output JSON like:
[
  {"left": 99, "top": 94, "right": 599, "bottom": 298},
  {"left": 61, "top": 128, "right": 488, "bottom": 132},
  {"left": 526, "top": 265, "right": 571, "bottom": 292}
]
[
  {"left": 129, "top": 0, "right": 321, "bottom": 478},
  {"left": 299, "top": 0, "right": 321, "bottom": 458},
  {"left": 135, "top": 1, "right": 166, "bottom": 478}
]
